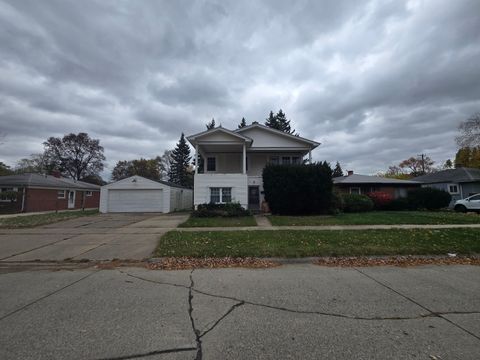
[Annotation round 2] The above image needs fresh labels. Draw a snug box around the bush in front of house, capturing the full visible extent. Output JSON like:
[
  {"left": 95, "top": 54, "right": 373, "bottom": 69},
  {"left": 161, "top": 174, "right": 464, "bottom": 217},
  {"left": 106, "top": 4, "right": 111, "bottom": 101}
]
[
  {"left": 406, "top": 187, "right": 451, "bottom": 210},
  {"left": 366, "top": 191, "right": 394, "bottom": 210},
  {"left": 262, "top": 162, "right": 334, "bottom": 215},
  {"left": 384, "top": 197, "right": 412, "bottom": 211},
  {"left": 342, "top": 194, "right": 374, "bottom": 212},
  {"left": 192, "top": 202, "right": 251, "bottom": 217}
]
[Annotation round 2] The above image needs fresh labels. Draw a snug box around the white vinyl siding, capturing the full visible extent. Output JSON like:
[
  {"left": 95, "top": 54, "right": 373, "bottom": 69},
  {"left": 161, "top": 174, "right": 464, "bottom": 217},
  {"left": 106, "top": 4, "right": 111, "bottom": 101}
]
[{"left": 194, "top": 174, "right": 247, "bottom": 208}]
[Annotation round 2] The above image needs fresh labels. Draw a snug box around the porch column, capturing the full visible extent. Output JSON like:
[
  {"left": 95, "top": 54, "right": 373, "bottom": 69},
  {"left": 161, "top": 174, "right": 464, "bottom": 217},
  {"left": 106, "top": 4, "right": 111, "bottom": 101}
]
[
  {"left": 195, "top": 145, "right": 198, "bottom": 174},
  {"left": 242, "top": 143, "right": 246, "bottom": 174},
  {"left": 309, "top": 149, "right": 312, "bottom": 164}
]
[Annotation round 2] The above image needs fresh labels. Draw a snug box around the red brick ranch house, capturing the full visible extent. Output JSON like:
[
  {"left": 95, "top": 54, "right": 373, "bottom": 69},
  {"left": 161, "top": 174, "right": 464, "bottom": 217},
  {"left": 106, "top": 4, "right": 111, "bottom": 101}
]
[{"left": 0, "top": 173, "right": 100, "bottom": 213}]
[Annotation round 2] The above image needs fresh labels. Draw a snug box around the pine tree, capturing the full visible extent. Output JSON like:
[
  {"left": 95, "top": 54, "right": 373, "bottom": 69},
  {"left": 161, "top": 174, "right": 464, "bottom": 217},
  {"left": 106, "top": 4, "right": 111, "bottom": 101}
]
[
  {"left": 168, "top": 133, "right": 192, "bottom": 187},
  {"left": 206, "top": 118, "right": 216, "bottom": 130},
  {"left": 264, "top": 109, "right": 296, "bottom": 134},
  {"left": 264, "top": 111, "right": 278, "bottom": 129},
  {"left": 238, "top": 117, "right": 247, "bottom": 129},
  {"left": 332, "top": 162, "right": 344, "bottom": 177},
  {"left": 274, "top": 109, "right": 295, "bottom": 134}
]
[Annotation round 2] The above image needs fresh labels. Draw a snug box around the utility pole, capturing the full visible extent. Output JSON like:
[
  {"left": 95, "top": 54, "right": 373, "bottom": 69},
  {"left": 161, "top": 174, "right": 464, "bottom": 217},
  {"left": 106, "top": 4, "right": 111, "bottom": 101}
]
[{"left": 418, "top": 153, "right": 426, "bottom": 174}]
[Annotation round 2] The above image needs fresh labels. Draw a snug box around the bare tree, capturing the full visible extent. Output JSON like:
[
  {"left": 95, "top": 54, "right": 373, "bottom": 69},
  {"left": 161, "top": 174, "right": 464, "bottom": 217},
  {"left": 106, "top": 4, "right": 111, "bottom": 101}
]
[{"left": 456, "top": 112, "right": 480, "bottom": 148}]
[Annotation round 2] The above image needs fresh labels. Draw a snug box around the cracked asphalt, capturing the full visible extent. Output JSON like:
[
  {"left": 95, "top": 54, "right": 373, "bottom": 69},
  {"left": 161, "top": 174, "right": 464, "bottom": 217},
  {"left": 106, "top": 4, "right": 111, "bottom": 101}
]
[{"left": 0, "top": 264, "right": 479, "bottom": 359}]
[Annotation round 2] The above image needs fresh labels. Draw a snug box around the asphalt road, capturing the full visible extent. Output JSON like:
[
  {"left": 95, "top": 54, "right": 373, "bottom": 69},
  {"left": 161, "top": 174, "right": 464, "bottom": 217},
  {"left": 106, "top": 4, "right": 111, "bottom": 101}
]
[
  {"left": 0, "top": 213, "right": 189, "bottom": 261},
  {"left": 0, "top": 264, "right": 478, "bottom": 359}
]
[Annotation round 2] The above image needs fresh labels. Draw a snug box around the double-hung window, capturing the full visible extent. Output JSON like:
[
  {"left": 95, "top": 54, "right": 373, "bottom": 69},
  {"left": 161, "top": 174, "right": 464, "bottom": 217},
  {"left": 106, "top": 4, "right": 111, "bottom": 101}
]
[
  {"left": 58, "top": 190, "right": 66, "bottom": 199},
  {"left": 85, "top": 191, "right": 93, "bottom": 197},
  {"left": 210, "top": 187, "right": 232, "bottom": 203},
  {"left": 270, "top": 155, "right": 302, "bottom": 165},
  {"left": 448, "top": 184, "right": 459, "bottom": 194}
]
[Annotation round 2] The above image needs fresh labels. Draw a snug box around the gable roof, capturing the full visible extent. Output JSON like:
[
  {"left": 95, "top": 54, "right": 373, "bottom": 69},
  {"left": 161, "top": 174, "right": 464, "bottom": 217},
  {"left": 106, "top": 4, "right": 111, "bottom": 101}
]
[
  {"left": 104, "top": 175, "right": 191, "bottom": 190},
  {"left": 333, "top": 174, "right": 420, "bottom": 185},
  {"left": 235, "top": 122, "right": 320, "bottom": 148},
  {"left": 186, "top": 126, "right": 253, "bottom": 146},
  {"left": 0, "top": 173, "right": 101, "bottom": 190},
  {"left": 413, "top": 168, "right": 480, "bottom": 184}
]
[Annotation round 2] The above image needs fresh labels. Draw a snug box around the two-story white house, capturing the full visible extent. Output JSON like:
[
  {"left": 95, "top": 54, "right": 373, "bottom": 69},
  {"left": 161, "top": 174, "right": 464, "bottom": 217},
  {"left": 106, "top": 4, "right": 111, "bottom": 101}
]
[{"left": 187, "top": 122, "right": 320, "bottom": 210}]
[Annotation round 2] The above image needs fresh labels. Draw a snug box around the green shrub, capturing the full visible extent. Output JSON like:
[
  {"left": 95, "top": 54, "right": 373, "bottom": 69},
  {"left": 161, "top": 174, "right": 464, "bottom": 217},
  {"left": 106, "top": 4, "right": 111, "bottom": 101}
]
[
  {"left": 406, "top": 187, "right": 451, "bottom": 210},
  {"left": 192, "top": 202, "right": 251, "bottom": 217},
  {"left": 331, "top": 190, "right": 345, "bottom": 213},
  {"left": 384, "top": 197, "right": 412, "bottom": 211},
  {"left": 262, "top": 162, "right": 334, "bottom": 215},
  {"left": 342, "top": 194, "right": 374, "bottom": 212}
]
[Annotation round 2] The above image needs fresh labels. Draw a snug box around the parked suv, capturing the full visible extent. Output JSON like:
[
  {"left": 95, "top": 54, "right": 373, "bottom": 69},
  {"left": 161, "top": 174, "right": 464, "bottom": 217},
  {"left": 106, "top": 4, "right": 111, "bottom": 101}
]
[{"left": 454, "top": 194, "right": 480, "bottom": 212}]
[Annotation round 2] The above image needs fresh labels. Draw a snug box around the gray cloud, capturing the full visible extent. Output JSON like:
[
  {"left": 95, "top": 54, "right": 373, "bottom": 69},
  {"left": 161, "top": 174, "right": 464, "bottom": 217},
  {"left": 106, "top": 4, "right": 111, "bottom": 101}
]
[{"left": 1, "top": 0, "right": 479, "bottom": 179}]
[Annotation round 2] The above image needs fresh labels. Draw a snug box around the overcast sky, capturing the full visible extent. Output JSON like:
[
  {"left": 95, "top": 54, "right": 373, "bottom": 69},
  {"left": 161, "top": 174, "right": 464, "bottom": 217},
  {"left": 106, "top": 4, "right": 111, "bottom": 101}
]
[{"left": 1, "top": 0, "right": 479, "bottom": 178}]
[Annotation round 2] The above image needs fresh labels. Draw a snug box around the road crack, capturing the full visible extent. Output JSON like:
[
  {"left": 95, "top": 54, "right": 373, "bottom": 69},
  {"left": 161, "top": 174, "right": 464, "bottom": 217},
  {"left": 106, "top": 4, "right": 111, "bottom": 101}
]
[
  {"left": 120, "top": 271, "right": 480, "bottom": 322},
  {"left": 354, "top": 268, "right": 480, "bottom": 341}
]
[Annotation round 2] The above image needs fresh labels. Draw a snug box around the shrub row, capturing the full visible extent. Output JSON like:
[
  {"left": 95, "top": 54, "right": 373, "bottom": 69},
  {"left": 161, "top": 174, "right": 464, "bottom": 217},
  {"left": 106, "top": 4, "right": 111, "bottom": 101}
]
[{"left": 192, "top": 202, "right": 251, "bottom": 218}]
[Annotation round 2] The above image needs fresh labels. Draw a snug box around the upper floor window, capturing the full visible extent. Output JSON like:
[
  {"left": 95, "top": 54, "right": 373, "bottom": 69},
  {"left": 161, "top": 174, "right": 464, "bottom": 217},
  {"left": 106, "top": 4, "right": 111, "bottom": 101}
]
[{"left": 207, "top": 157, "right": 216, "bottom": 172}]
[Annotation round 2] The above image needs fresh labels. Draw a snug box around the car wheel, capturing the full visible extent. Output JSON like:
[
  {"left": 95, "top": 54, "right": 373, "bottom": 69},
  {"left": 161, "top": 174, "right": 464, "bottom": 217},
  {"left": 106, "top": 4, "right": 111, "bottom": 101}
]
[{"left": 454, "top": 205, "right": 467, "bottom": 213}]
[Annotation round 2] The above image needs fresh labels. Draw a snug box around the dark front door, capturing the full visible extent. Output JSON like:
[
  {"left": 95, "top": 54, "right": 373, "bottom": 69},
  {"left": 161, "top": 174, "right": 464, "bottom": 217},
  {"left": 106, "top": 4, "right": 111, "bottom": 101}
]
[{"left": 248, "top": 186, "right": 260, "bottom": 210}]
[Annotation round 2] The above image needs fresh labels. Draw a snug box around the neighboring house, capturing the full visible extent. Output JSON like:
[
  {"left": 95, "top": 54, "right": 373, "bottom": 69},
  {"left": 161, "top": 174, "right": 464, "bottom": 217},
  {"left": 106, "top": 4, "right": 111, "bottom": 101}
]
[
  {"left": 100, "top": 176, "right": 193, "bottom": 213},
  {"left": 414, "top": 167, "right": 480, "bottom": 207},
  {"left": 187, "top": 123, "right": 320, "bottom": 210},
  {"left": 0, "top": 173, "right": 100, "bottom": 213},
  {"left": 333, "top": 171, "right": 420, "bottom": 198}
]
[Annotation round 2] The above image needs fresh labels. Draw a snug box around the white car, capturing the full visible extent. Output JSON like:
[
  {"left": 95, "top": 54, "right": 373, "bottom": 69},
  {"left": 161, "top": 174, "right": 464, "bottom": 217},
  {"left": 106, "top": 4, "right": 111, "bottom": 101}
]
[{"left": 454, "top": 194, "right": 480, "bottom": 212}]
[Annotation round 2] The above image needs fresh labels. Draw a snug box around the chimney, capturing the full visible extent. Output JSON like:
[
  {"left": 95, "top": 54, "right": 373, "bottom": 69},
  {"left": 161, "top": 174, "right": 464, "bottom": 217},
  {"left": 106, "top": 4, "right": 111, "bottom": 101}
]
[
  {"left": 51, "top": 170, "right": 61, "bottom": 178},
  {"left": 347, "top": 170, "right": 354, "bottom": 176}
]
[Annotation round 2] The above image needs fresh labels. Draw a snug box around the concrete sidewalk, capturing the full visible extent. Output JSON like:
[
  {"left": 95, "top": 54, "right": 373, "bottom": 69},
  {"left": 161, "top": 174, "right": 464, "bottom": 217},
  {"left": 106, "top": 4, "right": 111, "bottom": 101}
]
[{"left": 0, "top": 264, "right": 478, "bottom": 359}]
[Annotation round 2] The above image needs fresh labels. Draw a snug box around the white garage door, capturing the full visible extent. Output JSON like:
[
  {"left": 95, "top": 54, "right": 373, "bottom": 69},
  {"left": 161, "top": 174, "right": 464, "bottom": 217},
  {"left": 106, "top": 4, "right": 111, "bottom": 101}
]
[{"left": 107, "top": 189, "right": 163, "bottom": 212}]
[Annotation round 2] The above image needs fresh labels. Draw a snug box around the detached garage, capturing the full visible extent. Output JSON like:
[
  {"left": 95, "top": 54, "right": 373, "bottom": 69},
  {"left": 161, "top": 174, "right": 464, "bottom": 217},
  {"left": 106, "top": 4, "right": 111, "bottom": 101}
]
[{"left": 100, "top": 176, "right": 193, "bottom": 213}]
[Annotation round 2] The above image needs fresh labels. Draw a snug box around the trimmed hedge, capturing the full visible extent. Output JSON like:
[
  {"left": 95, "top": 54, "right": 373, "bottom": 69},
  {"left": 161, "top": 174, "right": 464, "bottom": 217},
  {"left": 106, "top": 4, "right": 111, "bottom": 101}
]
[
  {"left": 406, "top": 187, "right": 451, "bottom": 210},
  {"left": 263, "top": 162, "right": 334, "bottom": 215},
  {"left": 342, "top": 194, "right": 374, "bottom": 212},
  {"left": 192, "top": 202, "right": 251, "bottom": 217}
]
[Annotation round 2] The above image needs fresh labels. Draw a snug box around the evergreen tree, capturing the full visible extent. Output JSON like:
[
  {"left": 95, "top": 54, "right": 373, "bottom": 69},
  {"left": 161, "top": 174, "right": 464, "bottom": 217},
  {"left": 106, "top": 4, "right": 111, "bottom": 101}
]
[
  {"left": 264, "top": 109, "right": 296, "bottom": 134},
  {"left": 443, "top": 159, "right": 453, "bottom": 169},
  {"left": 206, "top": 118, "right": 216, "bottom": 130},
  {"left": 264, "top": 111, "right": 278, "bottom": 129},
  {"left": 332, "top": 162, "right": 344, "bottom": 177},
  {"left": 168, "top": 133, "right": 192, "bottom": 187},
  {"left": 238, "top": 117, "right": 247, "bottom": 129}
]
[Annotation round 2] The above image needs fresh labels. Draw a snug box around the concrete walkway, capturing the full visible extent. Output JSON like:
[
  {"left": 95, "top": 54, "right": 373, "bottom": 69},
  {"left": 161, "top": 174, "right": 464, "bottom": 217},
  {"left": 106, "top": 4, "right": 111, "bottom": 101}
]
[
  {"left": 254, "top": 214, "right": 272, "bottom": 227},
  {"left": 175, "top": 223, "right": 480, "bottom": 232}
]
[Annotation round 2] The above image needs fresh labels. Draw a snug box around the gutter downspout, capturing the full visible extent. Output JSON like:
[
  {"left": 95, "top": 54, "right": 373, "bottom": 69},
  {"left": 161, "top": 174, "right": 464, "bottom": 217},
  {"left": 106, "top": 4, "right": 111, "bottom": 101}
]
[{"left": 21, "top": 187, "right": 26, "bottom": 212}]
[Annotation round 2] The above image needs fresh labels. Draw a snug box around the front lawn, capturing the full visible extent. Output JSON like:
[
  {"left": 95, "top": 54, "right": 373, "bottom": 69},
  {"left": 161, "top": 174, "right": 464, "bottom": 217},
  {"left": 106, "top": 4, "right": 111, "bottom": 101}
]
[
  {"left": 0, "top": 210, "right": 99, "bottom": 228},
  {"left": 268, "top": 211, "right": 480, "bottom": 226},
  {"left": 178, "top": 216, "right": 257, "bottom": 228},
  {"left": 155, "top": 228, "right": 480, "bottom": 257}
]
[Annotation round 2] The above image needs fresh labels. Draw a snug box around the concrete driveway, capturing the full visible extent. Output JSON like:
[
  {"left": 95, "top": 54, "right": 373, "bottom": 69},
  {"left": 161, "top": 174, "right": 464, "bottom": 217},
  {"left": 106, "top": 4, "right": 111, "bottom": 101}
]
[
  {"left": 0, "top": 213, "right": 189, "bottom": 262},
  {"left": 0, "top": 264, "right": 478, "bottom": 359}
]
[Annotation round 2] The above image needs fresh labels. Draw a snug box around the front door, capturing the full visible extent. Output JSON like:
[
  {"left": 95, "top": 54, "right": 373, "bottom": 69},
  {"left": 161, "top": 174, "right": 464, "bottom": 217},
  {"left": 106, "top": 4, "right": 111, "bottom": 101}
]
[
  {"left": 248, "top": 186, "right": 260, "bottom": 210},
  {"left": 68, "top": 190, "right": 76, "bottom": 209}
]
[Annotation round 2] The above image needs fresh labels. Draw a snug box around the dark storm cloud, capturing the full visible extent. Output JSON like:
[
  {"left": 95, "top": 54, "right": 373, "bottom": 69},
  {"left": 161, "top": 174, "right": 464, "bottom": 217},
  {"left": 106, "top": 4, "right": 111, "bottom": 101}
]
[{"left": 1, "top": 0, "right": 479, "bottom": 178}]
